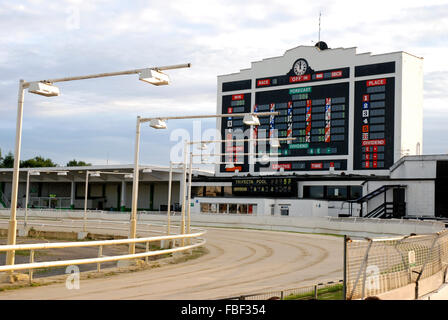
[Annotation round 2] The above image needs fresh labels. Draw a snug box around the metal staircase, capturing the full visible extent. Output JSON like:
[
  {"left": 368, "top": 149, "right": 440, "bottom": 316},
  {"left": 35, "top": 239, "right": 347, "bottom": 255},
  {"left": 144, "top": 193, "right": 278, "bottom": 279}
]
[{"left": 347, "top": 184, "right": 407, "bottom": 219}]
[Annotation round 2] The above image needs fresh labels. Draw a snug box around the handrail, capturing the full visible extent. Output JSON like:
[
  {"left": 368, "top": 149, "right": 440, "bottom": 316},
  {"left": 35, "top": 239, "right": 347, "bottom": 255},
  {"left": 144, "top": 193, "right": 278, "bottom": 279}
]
[
  {"left": 0, "top": 230, "right": 206, "bottom": 251},
  {"left": 0, "top": 218, "right": 207, "bottom": 274},
  {"left": 0, "top": 238, "right": 206, "bottom": 273}
]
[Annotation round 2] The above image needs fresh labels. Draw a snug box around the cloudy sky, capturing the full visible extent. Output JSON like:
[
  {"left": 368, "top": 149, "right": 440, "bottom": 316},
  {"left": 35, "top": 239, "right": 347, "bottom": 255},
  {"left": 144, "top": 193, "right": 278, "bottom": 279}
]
[{"left": 1, "top": 0, "right": 447, "bottom": 168}]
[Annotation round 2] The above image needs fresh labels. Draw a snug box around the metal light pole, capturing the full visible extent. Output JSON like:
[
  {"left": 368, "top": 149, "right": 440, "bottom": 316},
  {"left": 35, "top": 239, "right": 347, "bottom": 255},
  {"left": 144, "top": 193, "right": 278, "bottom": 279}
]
[
  {"left": 5, "top": 80, "right": 25, "bottom": 267},
  {"left": 129, "top": 116, "right": 141, "bottom": 254},
  {"left": 6, "top": 63, "right": 191, "bottom": 267},
  {"left": 83, "top": 170, "right": 89, "bottom": 233},
  {"left": 180, "top": 140, "right": 188, "bottom": 247},
  {"left": 186, "top": 152, "right": 193, "bottom": 245}
]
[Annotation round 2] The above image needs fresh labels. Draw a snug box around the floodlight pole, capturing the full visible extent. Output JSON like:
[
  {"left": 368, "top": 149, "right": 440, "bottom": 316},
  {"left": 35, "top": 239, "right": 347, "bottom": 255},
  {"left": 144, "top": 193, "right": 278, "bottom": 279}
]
[
  {"left": 83, "top": 171, "right": 89, "bottom": 233},
  {"left": 180, "top": 140, "right": 188, "bottom": 247},
  {"left": 186, "top": 151, "right": 193, "bottom": 245},
  {"left": 129, "top": 116, "right": 142, "bottom": 254},
  {"left": 5, "top": 80, "right": 25, "bottom": 267},
  {"left": 6, "top": 63, "right": 191, "bottom": 267},
  {"left": 167, "top": 161, "right": 173, "bottom": 235}
]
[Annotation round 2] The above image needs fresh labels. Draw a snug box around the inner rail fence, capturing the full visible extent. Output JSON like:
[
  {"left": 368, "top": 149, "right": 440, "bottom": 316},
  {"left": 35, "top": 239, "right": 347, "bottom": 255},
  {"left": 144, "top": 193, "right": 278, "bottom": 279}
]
[
  {"left": 345, "top": 229, "right": 448, "bottom": 300},
  {"left": 223, "top": 280, "right": 344, "bottom": 300},
  {"left": 0, "top": 221, "right": 206, "bottom": 282}
]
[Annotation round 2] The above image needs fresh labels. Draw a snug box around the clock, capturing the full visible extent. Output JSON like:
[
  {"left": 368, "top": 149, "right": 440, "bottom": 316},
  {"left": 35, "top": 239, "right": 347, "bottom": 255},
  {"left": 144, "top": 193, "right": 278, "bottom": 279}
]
[{"left": 293, "top": 59, "right": 308, "bottom": 76}]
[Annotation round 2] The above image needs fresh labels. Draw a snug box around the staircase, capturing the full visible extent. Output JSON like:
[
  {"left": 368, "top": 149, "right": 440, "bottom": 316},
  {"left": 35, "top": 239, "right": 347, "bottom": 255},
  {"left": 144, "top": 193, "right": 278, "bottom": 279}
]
[{"left": 347, "top": 185, "right": 406, "bottom": 219}]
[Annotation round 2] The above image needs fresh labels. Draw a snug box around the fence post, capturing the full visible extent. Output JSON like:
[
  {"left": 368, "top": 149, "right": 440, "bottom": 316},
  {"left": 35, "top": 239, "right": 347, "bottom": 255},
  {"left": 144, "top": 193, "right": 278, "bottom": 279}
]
[
  {"left": 343, "top": 235, "right": 347, "bottom": 300},
  {"left": 145, "top": 241, "right": 150, "bottom": 264},
  {"left": 29, "top": 249, "right": 34, "bottom": 284},
  {"left": 415, "top": 234, "right": 439, "bottom": 299},
  {"left": 97, "top": 245, "right": 103, "bottom": 272},
  {"left": 280, "top": 291, "right": 284, "bottom": 300},
  {"left": 314, "top": 285, "right": 318, "bottom": 299},
  {"left": 348, "top": 238, "right": 372, "bottom": 300}
]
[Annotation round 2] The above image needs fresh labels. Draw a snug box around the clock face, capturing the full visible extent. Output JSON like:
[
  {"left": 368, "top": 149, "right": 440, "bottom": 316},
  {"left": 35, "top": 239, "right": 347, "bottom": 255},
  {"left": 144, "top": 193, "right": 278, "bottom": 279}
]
[{"left": 293, "top": 59, "right": 308, "bottom": 76}]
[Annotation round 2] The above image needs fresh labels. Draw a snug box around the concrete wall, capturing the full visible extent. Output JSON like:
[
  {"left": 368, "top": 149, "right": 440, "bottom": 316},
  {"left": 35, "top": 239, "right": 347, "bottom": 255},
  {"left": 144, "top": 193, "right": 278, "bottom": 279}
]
[{"left": 4, "top": 209, "right": 443, "bottom": 238}]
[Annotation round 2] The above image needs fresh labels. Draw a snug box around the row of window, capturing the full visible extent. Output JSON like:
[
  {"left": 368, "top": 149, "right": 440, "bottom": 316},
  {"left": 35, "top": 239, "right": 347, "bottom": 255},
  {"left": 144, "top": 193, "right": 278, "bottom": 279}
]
[
  {"left": 303, "top": 185, "right": 363, "bottom": 201},
  {"left": 200, "top": 203, "right": 256, "bottom": 214}
]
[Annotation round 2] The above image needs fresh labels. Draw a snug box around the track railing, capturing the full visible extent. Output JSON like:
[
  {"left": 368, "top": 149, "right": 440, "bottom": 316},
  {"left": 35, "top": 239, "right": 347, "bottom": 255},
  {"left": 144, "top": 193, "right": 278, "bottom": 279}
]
[{"left": 0, "top": 221, "right": 206, "bottom": 280}]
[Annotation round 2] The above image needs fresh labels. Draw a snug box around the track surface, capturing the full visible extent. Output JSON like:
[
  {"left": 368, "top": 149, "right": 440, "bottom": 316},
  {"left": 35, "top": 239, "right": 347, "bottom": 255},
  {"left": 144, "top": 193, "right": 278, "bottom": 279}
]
[{"left": 0, "top": 225, "right": 343, "bottom": 300}]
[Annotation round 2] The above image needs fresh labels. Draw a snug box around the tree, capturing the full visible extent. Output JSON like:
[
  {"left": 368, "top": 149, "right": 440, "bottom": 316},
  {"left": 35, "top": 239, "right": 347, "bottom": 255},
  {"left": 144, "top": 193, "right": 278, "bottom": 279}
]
[
  {"left": 1, "top": 152, "right": 14, "bottom": 168},
  {"left": 66, "top": 159, "right": 91, "bottom": 167},
  {"left": 20, "top": 156, "right": 58, "bottom": 168}
]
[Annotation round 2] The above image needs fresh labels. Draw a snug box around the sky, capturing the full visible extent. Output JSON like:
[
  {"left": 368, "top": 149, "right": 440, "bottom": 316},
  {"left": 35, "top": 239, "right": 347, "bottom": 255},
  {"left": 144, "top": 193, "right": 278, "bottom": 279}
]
[{"left": 0, "top": 0, "right": 447, "bottom": 168}]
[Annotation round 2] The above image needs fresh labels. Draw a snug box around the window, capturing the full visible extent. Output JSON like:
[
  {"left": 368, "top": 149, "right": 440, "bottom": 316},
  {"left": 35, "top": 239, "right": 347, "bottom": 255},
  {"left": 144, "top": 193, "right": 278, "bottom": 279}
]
[
  {"left": 327, "top": 186, "right": 348, "bottom": 200},
  {"left": 304, "top": 186, "right": 324, "bottom": 199},
  {"left": 223, "top": 186, "right": 232, "bottom": 196},
  {"left": 280, "top": 205, "right": 290, "bottom": 216},
  {"left": 303, "top": 185, "right": 362, "bottom": 201},
  {"left": 210, "top": 203, "right": 218, "bottom": 213},
  {"left": 205, "top": 186, "right": 222, "bottom": 197},
  {"left": 219, "top": 203, "right": 228, "bottom": 214},
  {"left": 229, "top": 204, "right": 237, "bottom": 214},
  {"left": 191, "top": 186, "right": 204, "bottom": 197},
  {"left": 349, "top": 186, "right": 363, "bottom": 200},
  {"left": 200, "top": 203, "right": 210, "bottom": 213},
  {"left": 238, "top": 204, "right": 248, "bottom": 214}
]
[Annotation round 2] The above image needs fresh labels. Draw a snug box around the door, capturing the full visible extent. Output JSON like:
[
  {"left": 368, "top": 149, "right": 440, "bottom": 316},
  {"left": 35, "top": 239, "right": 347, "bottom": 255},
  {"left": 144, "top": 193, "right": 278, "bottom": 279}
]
[{"left": 393, "top": 188, "right": 406, "bottom": 218}]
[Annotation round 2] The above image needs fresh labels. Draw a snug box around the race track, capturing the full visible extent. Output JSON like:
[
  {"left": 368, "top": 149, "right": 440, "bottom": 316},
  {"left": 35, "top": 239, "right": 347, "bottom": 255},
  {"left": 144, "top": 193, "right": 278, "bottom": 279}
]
[{"left": 0, "top": 225, "right": 343, "bottom": 300}]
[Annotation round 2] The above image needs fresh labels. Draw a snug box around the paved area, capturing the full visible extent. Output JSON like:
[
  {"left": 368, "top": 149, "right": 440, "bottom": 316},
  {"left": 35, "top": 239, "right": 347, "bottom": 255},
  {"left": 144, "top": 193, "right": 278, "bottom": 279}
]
[{"left": 0, "top": 221, "right": 343, "bottom": 300}]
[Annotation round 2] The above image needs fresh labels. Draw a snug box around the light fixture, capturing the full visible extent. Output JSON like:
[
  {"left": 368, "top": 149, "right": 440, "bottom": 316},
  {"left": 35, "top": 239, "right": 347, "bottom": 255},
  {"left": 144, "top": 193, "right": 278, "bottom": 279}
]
[
  {"left": 139, "top": 69, "right": 170, "bottom": 86},
  {"left": 57, "top": 171, "right": 68, "bottom": 176},
  {"left": 260, "top": 153, "right": 270, "bottom": 164},
  {"left": 28, "top": 81, "right": 60, "bottom": 97},
  {"left": 124, "top": 173, "right": 133, "bottom": 179},
  {"left": 270, "top": 138, "right": 280, "bottom": 148},
  {"left": 242, "top": 114, "right": 260, "bottom": 126},
  {"left": 198, "top": 143, "right": 208, "bottom": 150},
  {"left": 225, "top": 162, "right": 235, "bottom": 169},
  {"left": 142, "top": 168, "right": 152, "bottom": 173},
  {"left": 29, "top": 171, "right": 40, "bottom": 176},
  {"left": 149, "top": 118, "right": 167, "bottom": 129}
]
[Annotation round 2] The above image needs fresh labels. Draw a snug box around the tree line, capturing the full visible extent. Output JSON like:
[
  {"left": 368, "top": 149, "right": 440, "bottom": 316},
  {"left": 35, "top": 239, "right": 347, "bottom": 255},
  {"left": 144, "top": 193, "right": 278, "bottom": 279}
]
[{"left": 0, "top": 149, "right": 91, "bottom": 168}]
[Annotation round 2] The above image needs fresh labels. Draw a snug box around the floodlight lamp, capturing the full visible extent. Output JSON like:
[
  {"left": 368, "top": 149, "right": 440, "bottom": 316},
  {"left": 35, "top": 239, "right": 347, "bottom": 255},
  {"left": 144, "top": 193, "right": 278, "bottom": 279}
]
[
  {"left": 242, "top": 114, "right": 260, "bottom": 126},
  {"left": 225, "top": 162, "right": 235, "bottom": 169},
  {"left": 149, "top": 118, "right": 167, "bottom": 129},
  {"left": 270, "top": 138, "right": 280, "bottom": 148},
  {"left": 198, "top": 143, "right": 208, "bottom": 150},
  {"left": 124, "top": 174, "right": 133, "bottom": 179},
  {"left": 29, "top": 171, "right": 40, "bottom": 176},
  {"left": 142, "top": 168, "right": 152, "bottom": 173},
  {"left": 57, "top": 171, "right": 68, "bottom": 176},
  {"left": 139, "top": 69, "right": 170, "bottom": 86},
  {"left": 28, "top": 82, "right": 60, "bottom": 97}
]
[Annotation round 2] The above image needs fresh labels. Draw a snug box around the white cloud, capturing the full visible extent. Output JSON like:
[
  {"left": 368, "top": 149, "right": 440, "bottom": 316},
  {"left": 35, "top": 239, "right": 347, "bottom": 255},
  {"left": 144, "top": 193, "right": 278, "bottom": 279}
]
[{"left": 1, "top": 0, "right": 448, "bottom": 164}]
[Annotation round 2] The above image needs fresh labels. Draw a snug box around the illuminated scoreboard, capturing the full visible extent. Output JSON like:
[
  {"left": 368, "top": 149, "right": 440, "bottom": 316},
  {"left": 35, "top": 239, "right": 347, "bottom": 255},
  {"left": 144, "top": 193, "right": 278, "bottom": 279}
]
[{"left": 216, "top": 44, "right": 423, "bottom": 176}]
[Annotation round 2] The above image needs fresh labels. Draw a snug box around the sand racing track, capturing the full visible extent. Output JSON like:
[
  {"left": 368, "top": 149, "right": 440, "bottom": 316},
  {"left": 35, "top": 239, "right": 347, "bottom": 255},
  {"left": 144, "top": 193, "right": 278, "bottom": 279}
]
[{"left": 0, "top": 225, "right": 343, "bottom": 300}]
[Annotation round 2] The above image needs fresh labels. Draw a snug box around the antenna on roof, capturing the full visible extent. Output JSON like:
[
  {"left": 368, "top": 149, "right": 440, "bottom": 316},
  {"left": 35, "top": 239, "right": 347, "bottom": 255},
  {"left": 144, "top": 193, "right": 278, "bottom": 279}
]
[
  {"left": 318, "top": 11, "right": 321, "bottom": 43},
  {"left": 315, "top": 11, "right": 329, "bottom": 51}
]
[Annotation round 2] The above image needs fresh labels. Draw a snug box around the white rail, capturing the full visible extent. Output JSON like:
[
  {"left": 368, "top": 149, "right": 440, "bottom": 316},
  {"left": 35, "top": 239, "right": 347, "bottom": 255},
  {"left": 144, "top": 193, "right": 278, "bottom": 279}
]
[{"left": 0, "top": 219, "right": 207, "bottom": 274}]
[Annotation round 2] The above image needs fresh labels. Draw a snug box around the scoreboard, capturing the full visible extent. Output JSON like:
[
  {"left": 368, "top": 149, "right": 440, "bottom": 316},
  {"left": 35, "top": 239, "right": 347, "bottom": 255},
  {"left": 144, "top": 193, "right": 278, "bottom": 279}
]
[{"left": 217, "top": 45, "right": 423, "bottom": 176}]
